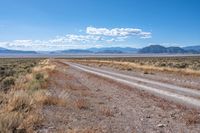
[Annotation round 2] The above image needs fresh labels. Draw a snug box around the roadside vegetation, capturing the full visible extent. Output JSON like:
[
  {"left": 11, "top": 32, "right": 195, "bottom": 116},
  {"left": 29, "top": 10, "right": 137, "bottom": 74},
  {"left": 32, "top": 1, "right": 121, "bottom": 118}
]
[
  {"left": 0, "top": 58, "right": 40, "bottom": 91},
  {"left": 0, "top": 59, "right": 66, "bottom": 132},
  {"left": 69, "top": 56, "right": 200, "bottom": 76}
]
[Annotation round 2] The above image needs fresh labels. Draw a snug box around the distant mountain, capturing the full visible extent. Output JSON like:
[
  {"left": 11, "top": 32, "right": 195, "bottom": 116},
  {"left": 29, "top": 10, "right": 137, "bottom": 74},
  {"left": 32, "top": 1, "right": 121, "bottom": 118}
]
[
  {"left": 95, "top": 50, "right": 123, "bottom": 54},
  {"left": 0, "top": 47, "right": 7, "bottom": 50},
  {"left": 139, "top": 45, "right": 190, "bottom": 54},
  {"left": 1, "top": 45, "right": 200, "bottom": 55},
  {"left": 167, "top": 47, "right": 186, "bottom": 53},
  {"left": 88, "top": 47, "right": 138, "bottom": 53},
  {"left": 183, "top": 45, "right": 200, "bottom": 52},
  {"left": 54, "top": 47, "right": 139, "bottom": 54},
  {"left": 139, "top": 45, "right": 168, "bottom": 53},
  {"left": 0, "top": 47, "right": 37, "bottom": 54},
  {"left": 60, "top": 49, "right": 93, "bottom": 54}
]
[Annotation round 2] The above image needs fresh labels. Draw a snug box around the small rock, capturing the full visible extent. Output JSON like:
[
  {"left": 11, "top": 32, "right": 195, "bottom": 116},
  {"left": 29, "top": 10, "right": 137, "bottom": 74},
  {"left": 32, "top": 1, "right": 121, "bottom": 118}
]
[
  {"left": 48, "top": 126, "right": 55, "bottom": 129},
  {"left": 96, "top": 89, "right": 101, "bottom": 92},
  {"left": 170, "top": 113, "right": 176, "bottom": 119},
  {"left": 146, "top": 115, "right": 151, "bottom": 118},
  {"left": 157, "top": 124, "right": 165, "bottom": 128},
  {"left": 119, "top": 112, "right": 123, "bottom": 115},
  {"left": 113, "top": 106, "right": 117, "bottom": 109}
]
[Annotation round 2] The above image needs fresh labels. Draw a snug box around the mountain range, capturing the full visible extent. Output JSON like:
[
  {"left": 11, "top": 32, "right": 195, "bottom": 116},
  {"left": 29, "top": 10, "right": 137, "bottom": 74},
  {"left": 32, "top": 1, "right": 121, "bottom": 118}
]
[
  {"left": 183, "top": 45, "right": 200, "bottom": 52},
  {"left": 0, "top": 45, "right": 200, "bottom": 54},
  {"left": 0, "top": 47, "right": 37, "bottom": 54},
  {"left": 138, "top": 45, "right": 200, "bottom": 54}
]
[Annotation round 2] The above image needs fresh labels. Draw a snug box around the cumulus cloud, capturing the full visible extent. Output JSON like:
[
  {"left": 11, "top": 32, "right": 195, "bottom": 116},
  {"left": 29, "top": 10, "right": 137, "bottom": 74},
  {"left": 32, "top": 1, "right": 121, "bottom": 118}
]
[
  {"left": 86, "top": 26, "right": 151, "bottom": 38},
  {"left": 0, "top": 36, "right": 103, "bottom": 51},
  {"left": 0, "top": 26, "right": 152, "bottom": 50}
]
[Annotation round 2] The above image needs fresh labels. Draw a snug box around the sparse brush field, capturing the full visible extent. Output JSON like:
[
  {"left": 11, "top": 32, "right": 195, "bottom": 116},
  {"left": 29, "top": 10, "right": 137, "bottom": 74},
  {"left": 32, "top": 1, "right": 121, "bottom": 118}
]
[
  {"left": 0, "top": 58, "right": 61, "bottom": 132},
  {"left": 0, "top": 58, "right": 41, "bottom": 91},
  {"left": 69, "top": 56, "right": 200, "bottom": 76},
  {"left": 102, "top": 56, "right": 200, "bottom": 70},
  {"left": 1, "top": 58, "right": 200, "bottom": 132}
]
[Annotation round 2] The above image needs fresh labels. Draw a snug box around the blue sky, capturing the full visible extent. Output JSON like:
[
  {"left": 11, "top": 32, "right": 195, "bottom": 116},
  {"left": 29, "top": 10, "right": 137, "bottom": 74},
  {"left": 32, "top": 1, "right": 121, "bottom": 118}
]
[{"left": 0, "top": 0, "right": 199, "bottom": 50}]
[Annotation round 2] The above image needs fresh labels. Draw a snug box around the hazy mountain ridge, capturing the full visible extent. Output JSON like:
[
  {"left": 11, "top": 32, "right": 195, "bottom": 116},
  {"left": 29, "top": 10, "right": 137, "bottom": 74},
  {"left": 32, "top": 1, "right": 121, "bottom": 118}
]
[
  {"left": 0, "top": 45, "right": 200, "bottom": 54},
  {"left": 0, "top": 47, "right": 7, "bottom": 50},
  {"left": 183, "top": 45, "right": 200, "bottom": 52},
  {"left": 0, "top": 47, "right": 37, "bottom": 54},
  {"left": 88, "top": 47, "right": 138, "bottom": 53}
]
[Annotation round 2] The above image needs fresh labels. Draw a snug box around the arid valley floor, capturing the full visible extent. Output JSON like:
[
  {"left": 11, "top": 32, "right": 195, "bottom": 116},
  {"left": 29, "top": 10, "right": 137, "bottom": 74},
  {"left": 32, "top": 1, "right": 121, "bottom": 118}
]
[{"left": 0, "top": 57, "right": 200, "bottom": 133}]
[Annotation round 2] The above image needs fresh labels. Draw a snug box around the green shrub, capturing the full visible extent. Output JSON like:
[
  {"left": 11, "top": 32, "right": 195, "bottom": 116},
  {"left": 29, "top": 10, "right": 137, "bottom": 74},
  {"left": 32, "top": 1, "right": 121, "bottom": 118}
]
[
  {"left": 1, "top": 77, "right": 15, "bottom": 91},
  {"left": 35, "top": 73, "right": 44, "bottom": 81},
  {"left": 28, "top": 80, "right": 42, "bottom": 92},
  {"left": 28, "top": 73, "right": 45, "bottom": 91}
]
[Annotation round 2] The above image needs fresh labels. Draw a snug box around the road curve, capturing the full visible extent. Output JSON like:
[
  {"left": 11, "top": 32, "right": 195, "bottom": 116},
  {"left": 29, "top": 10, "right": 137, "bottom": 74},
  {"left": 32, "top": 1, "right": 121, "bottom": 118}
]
[{"left": 65, "top": 62, "right": 200, "bottom": 109}]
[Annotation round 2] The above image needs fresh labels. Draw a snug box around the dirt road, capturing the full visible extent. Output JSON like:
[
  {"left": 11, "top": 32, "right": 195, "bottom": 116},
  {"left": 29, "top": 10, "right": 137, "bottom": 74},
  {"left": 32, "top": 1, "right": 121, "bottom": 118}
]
[{"left": 66, "top": 62, "right": 200, "bottom": 109}]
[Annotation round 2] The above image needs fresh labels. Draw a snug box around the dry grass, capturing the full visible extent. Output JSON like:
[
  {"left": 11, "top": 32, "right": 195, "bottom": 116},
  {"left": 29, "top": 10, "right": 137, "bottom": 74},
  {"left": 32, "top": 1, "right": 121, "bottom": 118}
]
[
  {"left": 0, "top": 112, "right": 23, "bottom": 133},
  {"left": 6, "top": 91, "right": 33, "bottom": 112},
  {"left": 74, "top": 99, "right": 88, "bottom": 109},
  {"left": 0, "top": 58, "right": 41, "bottom": 92},
  {"left": 33, "top": 59, "right": 56, "bottom": 73},
  {"left": 40, "top": 95, "right": 67, "bottom": 107},
  {"left": 19, "top": 111, "right": 43, "bottom": 132},
  {"left": 0, "top": 92, "right": 6, "bottom": 105},
  {"left": 0, "top": 90, "right": 42, "bottom": 132},
  {"left": 183, "top": 111, "right": 200, "bottom": 125},
  {"left": 0, "top": 59, "right": 60, "bottom": 132},
  {"left": 100, "top": 106, "right": 113, "bottom": 117},
  {"left": 71, "top": 59, "right": 200, "bottom": 76},
  {"left": 67, "top": 127, "right": 102, "bottom": 133},
  {"left": 0, "top": 110, "right": 43, "bottom": 133}
]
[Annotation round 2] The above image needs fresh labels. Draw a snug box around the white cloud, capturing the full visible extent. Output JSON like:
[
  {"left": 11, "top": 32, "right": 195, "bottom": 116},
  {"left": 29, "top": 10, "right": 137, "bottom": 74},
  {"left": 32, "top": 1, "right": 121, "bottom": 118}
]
[
  {"left": 86, "top": 26, "right": 151, "bottom": 38},
  {"left": 140, "top": 32, "right": 152, "bottom": 38},
  {"left": 13, "top": 40, "right": 32, "bottom": 43},
  {"left": 49, "top": 34, "right": 102, "bottom": 43},
  {"left": 0, "top": 26, "right": 152, "bottom": 50},
  {"left": 106, "top": 36, "right": 128, "bottom": 42},
  {"left": 0, "top": 35, "right": 103, "bottom": 51}
]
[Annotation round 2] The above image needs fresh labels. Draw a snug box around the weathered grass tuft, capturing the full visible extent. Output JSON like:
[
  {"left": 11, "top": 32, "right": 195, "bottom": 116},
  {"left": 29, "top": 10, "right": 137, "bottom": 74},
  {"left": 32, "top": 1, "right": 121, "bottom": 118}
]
[
  {"left": 75, "top": 99, "right": 88, "bottom": 109},
  {"left": 67, "top": 127, "right": 102, "bottom": 133},
  {"left": 6, "top": 91, "right": 32, "bottom": 112},
  {"left": 41, "top": 96, "right": 67, "bottom": 107},
  {"left": 0, "top": 112, "right": 23, "bottom": 133},
  {"left": 184, "top": 111, "right": 200, "bottom": 125},
  {"left": 100, "top": 106, "right": 113, "bottom": 117}
]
